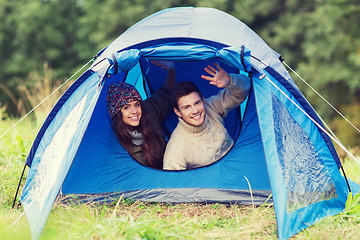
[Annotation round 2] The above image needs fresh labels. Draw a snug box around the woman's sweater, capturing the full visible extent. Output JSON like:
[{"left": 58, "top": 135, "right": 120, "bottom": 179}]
[{"left": 130, "top": 85, "right": 171, "bottom": 167}]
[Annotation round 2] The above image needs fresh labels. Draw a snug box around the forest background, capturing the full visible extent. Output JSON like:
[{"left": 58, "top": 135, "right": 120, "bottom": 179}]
[{"left": 0, "top": 0, "right": 359, "bottom": 147}]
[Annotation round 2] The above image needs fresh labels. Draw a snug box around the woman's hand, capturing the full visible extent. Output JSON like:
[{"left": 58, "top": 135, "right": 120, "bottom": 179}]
[
  {"left": 151, "top": 59, "right": 176, "bottom": 89},
  {"left": 151, "top": 60, "right": 175, "bottom": 71}
]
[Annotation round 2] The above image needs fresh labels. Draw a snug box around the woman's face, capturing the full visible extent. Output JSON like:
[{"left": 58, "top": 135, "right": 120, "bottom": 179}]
[{"left": 121, "top": 100, "right": 142, "bottom": 127}]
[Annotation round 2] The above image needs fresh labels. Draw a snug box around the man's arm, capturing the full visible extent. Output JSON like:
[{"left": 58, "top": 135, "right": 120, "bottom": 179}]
[{"left": 201, "top": 63, "right": 250, "bottom": 117}]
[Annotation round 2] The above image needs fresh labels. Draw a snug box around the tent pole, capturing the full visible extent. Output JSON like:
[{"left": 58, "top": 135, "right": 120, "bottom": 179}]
[
  {"left": 12, "top": 164, "right": 27, "bottom": 209},
  {"left": 340, "top": 165, "right": 352, "bottom": 193}
]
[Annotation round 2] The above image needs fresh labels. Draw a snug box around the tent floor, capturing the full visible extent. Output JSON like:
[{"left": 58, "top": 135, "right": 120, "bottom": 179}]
[{"left": 58, "top": 188, "right": 273, "bottom": 206}]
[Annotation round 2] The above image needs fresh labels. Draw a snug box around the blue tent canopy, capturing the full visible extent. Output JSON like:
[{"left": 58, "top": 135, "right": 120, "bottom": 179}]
[{"left": 20, "top": 7, "right": 358, "bottom": 240}]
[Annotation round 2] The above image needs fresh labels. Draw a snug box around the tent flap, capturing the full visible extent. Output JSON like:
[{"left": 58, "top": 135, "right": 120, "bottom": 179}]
[
  {"left": 108, "top": 42, "right": 251, "bottom": 75},
  {"left": 21, "top": 71, "right": 105, "bottom": 239}
]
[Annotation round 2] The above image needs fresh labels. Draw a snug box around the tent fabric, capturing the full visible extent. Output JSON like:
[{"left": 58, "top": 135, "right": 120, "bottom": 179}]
[
  {"left": 253, "top": 68, "right": 350, "bottom": 237},
  {"left": 107, "top": 43, "right": 251, "bottom": 75},
  {"left": 21, "top": 69, "right": 106, "bottom": 239},
  {"left": 265, "top": 66, "right": 341, "bottom": 167},
  {"left": 94, "top": 7, "right": 291, "bottom": 84},
  {"left": 20, "top": 7, "right": 358, "bottom": 240}
]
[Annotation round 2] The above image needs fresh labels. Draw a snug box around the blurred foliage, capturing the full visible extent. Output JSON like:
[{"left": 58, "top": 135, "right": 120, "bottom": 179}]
[{"left": 0, "top": 0, "right": 359, "bottom": 146}]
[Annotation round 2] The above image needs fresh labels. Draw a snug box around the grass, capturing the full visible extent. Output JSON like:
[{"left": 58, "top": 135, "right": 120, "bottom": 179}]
[
  {"left": 38, "top": 200, "right": 276, "bottom": 239},
  {"left": 1, "top": 114, "right": 360, "bottom": 239}
]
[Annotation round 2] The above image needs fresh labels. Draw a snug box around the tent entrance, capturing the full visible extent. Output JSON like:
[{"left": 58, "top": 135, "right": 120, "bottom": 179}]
[{"left": 61, "top": 64, "right": 271, "bottom": 196}]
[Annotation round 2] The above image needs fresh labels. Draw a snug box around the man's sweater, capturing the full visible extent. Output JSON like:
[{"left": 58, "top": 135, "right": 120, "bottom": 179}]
[{"left": 163, "top": 73, "right": 250, "bottom": 170}]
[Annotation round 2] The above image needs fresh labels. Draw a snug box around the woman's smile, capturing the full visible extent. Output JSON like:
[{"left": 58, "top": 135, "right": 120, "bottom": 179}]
[{"left": 121, "top": 101, "right": 142, "bottom": 127}]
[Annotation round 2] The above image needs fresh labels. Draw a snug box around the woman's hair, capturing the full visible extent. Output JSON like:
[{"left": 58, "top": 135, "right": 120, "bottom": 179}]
[
  {"left": 171, "top": 81, "right": 203, "bottom": 110},
  {"left": 111, "top": 102, "right": 164, "bottom": 169}
]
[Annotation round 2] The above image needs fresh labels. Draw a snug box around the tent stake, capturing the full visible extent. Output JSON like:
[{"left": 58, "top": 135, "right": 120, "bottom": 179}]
[{"left": 12, "top": 164, "right": 27, "bottom": 209}]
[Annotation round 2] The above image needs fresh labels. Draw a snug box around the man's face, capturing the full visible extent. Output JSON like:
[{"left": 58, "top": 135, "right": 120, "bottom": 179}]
[{"left": 174, "top": 92, "right": 206, "bottom": 127}]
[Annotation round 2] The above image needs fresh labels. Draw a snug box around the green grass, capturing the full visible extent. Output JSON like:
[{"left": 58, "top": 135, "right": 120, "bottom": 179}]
[{"left": 1, "top": 116, "right": 360, "bottom": 240}]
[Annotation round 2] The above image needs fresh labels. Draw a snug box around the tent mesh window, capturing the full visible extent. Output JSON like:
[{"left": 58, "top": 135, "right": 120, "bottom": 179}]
[{"left": 271, "top": 94, "right": 337, "bottom": 213}]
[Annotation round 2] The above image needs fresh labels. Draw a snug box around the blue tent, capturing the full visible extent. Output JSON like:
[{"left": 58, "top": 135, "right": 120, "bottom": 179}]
[{"left": 20, "top": 7, "right": 359, "bottom": 240}]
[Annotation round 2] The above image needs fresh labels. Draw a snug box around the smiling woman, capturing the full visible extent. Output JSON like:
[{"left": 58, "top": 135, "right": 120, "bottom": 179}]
[{"left": 106, "top": 61, "right": 176, "bottom": 169}]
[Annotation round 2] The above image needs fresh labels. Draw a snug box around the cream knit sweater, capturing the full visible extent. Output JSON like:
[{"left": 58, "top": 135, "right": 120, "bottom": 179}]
[{"left": 163, "top": 73, "right": 250, "bottom": 170}]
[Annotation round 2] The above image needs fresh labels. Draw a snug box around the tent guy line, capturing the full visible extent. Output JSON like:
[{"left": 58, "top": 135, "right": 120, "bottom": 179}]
[
  {"left": 251, "top": 54, "right": 360, "bottom": 139},
  {"left": 263, "top": 71, "right": 360, "bottom": 168},
  {"left": 1, "top": 209, "right": 26, "bottom": 233},
  {"left": 283, "top": 61, "right": 360, "bottom": 135},
  {"left": 0, "top": 59, "right": 94, "bottom": 140},
  {"left": 250, "top": 54, "right": 360, "bottom": 167},
  {"left": 2, "top": 53, "right": 358, "bottom": 153},
  {"left": 283, "top": 61, "right": 359, "bottom": 165}
]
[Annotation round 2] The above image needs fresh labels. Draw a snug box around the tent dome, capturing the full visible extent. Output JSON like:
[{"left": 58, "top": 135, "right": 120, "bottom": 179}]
[{"left": 94, "top": 7, "right": 292, "bottom": 83}]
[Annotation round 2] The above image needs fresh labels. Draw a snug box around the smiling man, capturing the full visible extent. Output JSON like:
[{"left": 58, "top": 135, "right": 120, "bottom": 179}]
[{"left": 163, "top": 63, "right": 251, "bottom": 170}]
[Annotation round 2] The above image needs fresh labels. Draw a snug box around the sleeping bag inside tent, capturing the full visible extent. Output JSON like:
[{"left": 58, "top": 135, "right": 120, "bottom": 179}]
[{"left": 19, "top": 7, "right": 359, "bottom": 240}]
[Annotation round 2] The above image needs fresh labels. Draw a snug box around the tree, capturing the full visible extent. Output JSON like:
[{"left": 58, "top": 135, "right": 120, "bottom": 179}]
[
  {"left": 0, "top": 0, "right": 85, "bottom": 115},
  {"left": 0, "top": 0, "right": 359, "bottom": 147}
]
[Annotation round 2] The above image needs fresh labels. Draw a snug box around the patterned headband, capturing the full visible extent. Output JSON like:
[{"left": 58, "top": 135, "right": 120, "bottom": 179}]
[{"left": 106, "top": 82, "right": 142, "bottom": 119}]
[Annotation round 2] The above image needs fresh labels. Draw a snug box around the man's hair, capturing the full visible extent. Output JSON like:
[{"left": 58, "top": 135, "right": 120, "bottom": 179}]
[{"left": 171, "top": 81, "right": 204, "bottom": 110}]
